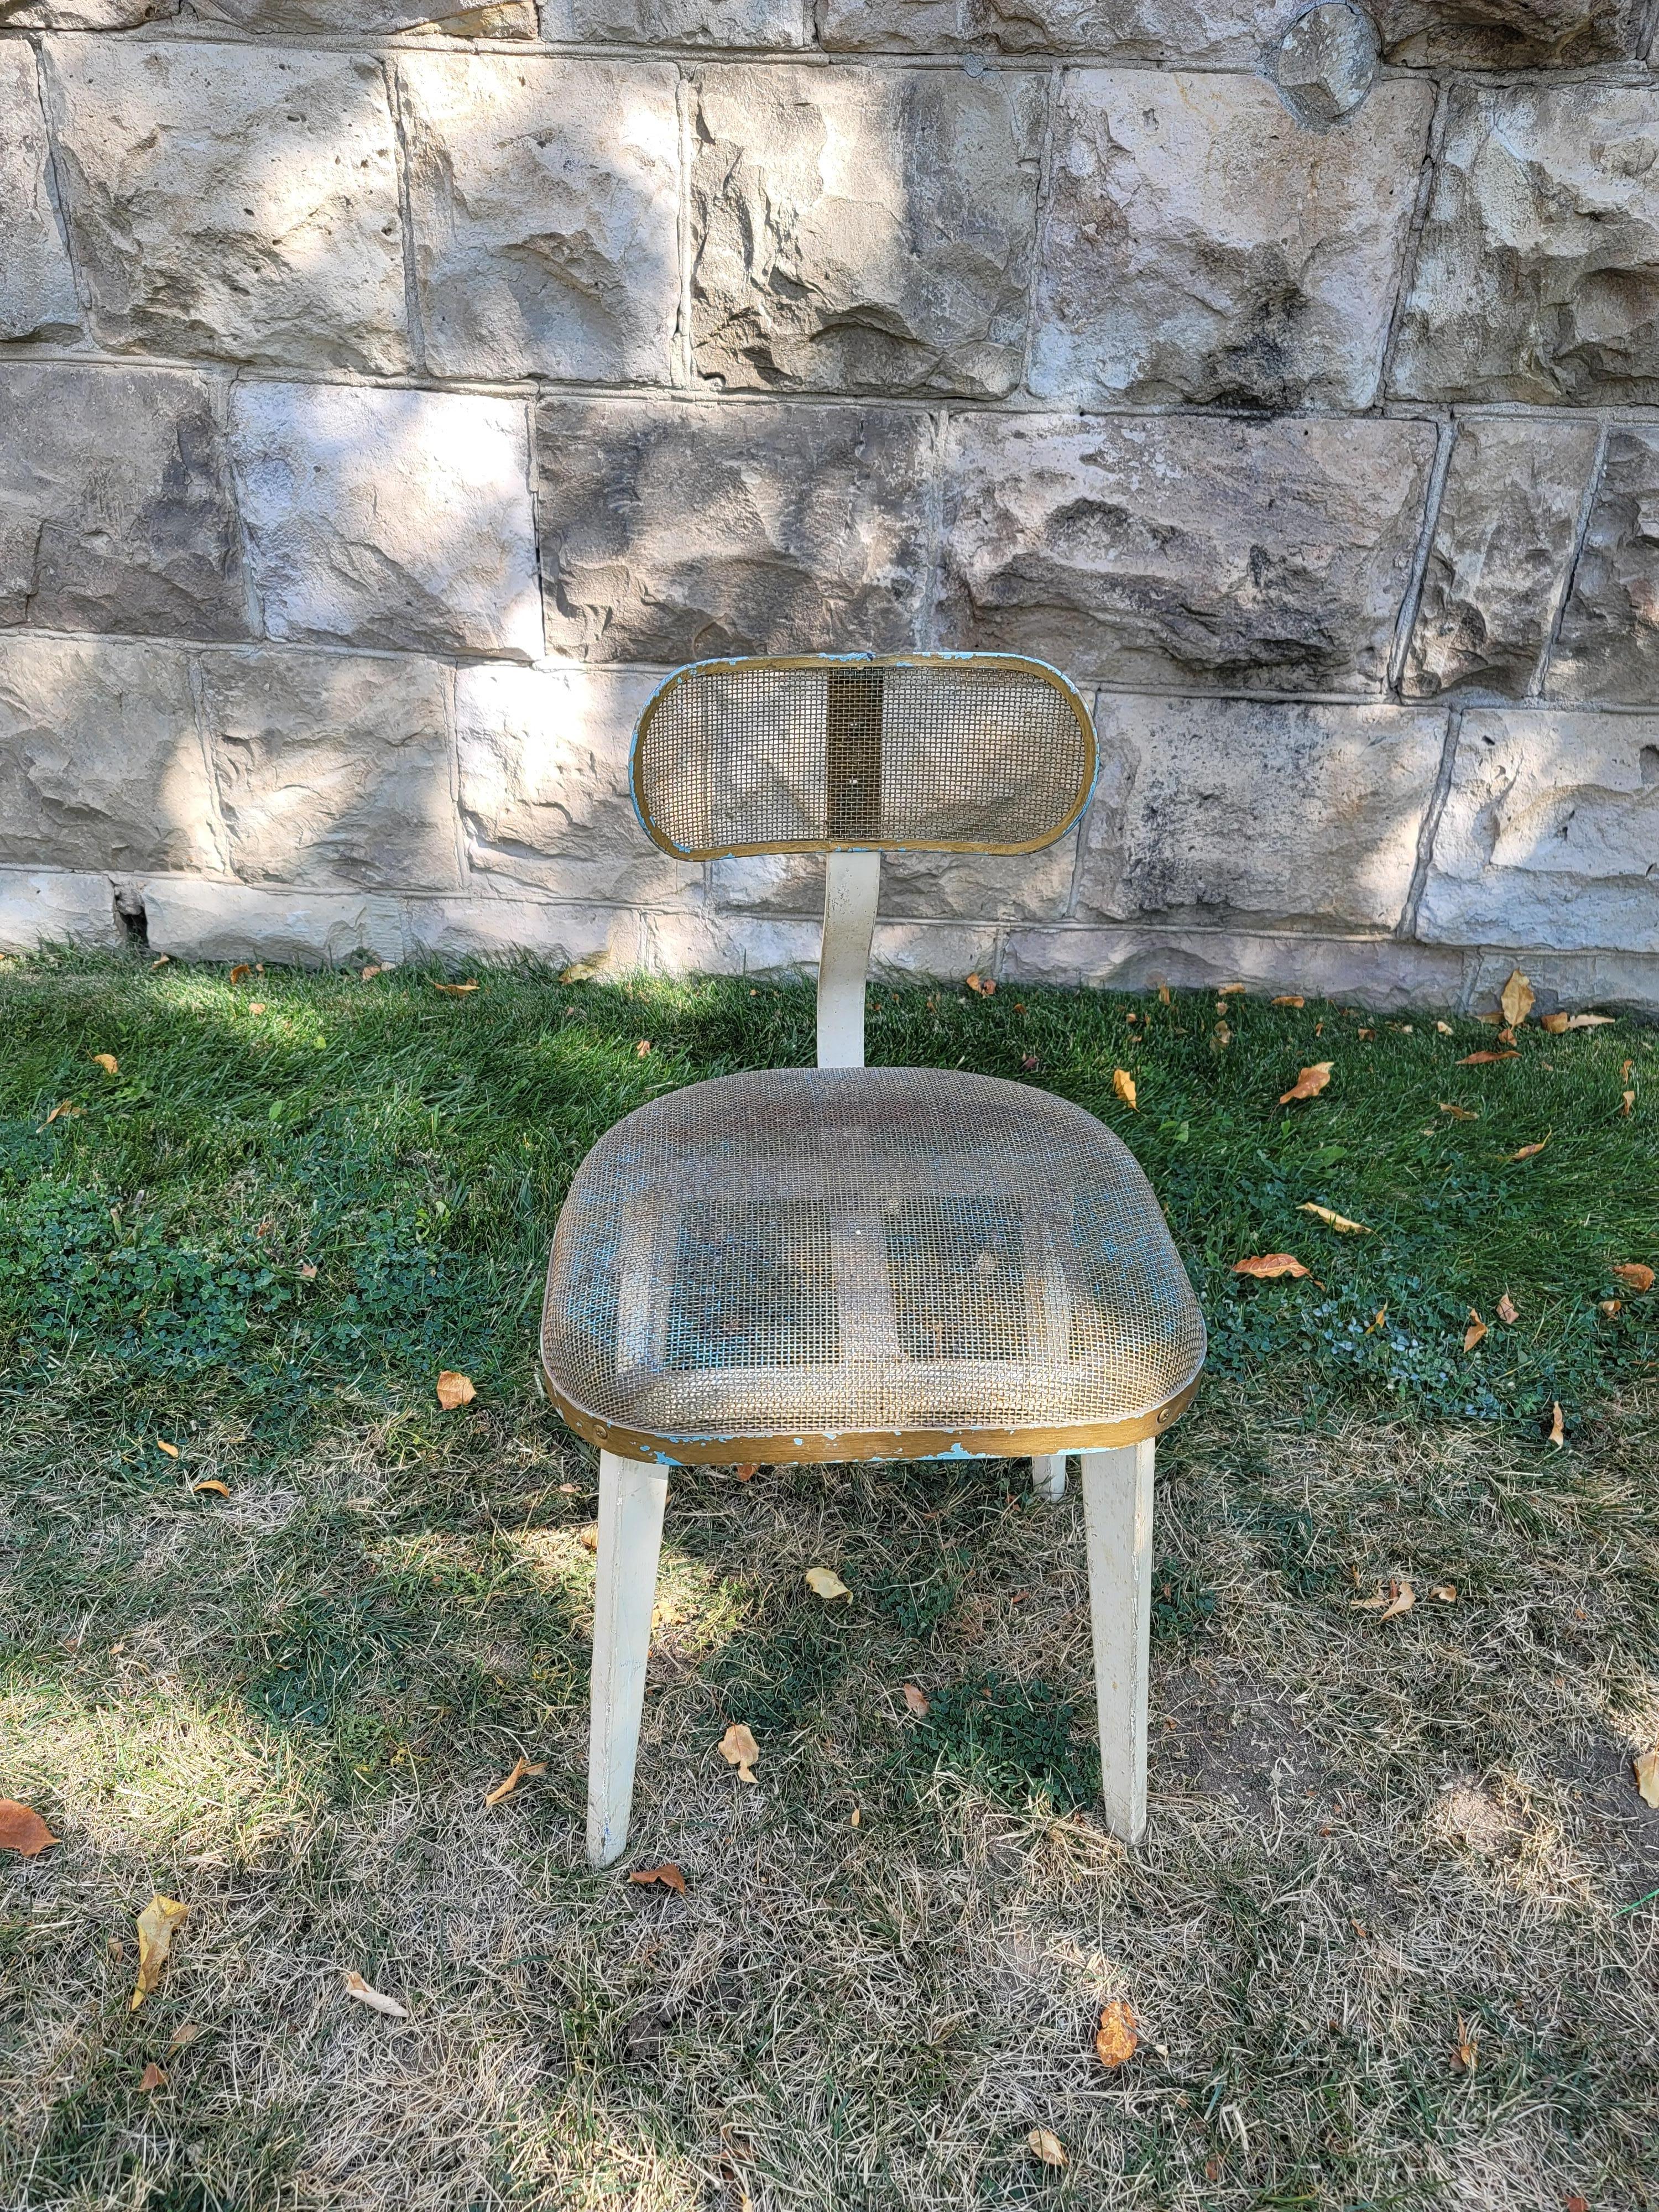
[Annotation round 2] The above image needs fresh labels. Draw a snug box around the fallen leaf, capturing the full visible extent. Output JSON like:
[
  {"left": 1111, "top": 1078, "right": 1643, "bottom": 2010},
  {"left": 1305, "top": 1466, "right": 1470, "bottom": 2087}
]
[
  {"left": 1457, "top": 1050, "right": 1520, "bottom": 1066},
  {"left": 578, "top": 1524, "right": 598, "bottom": 1552},
  {"left": 43, "top": 1101, "right": 84, "bottom": 1125},
  {"left": 91, "top": 1053, "right": 119, "bottom": 1074},
  {"left": 1436, "top": 1020, "right": 1454, "bottom": 1035},
  {"left": 1352, "top": 1579, "right": 1404, "bottom": 1611},
  {"left": 902, "top": 1683, "right": 930, "bottom": 1718},
  {"left": 733, "top": 1463, "right": 758, "bottom": 1483},
  {"left": 149, "top": 954, "right": 170, "bottom": 968},
  {"left": 1234, "top": 1254, "right": 1309, "bottom": 1280},
  {"left": 1507, "top": 1136, "right": 1550, "bottom": 1161},
  {"left": 156, "top": 1439, "right": 180, "bottom": 1459},
  {"left": 1027, "top": 2128, "right": 1067, "bottom": 2168},
  {"left": 1499, "top": 970, "right": 1535, "bottom": 1027},
  {"left": 1112, "top": 1067, "right": 1138, "bottom": 1110},
  {"left": 1358, "top": 1027, "right": 1376, "bottom": 1041},
  {"left": 228, "top": 963, "right": 252, "bottom": 985},
  {"left": 1094, "top": 2000, "right": 1139, "bottom": 2070},
  {"left": 435, "top": 1370, "right": 476, "bottom": 1410},
  {"left": 628, "top": 1863, "right": 687, "bottom": 1895},
  {"left": 131, "top": 1895, "right": 189, "bottom": 2010},
  {"left": 1600, "top": 1300, "right": 1624, "bottom": 1318},
  {"left": 1452, "top": 2017, "right": 1479, "bottom": 2073},
  {"left": 1272, "top": 994, "right": 1305, "bottom": 1007},
  {"left": 635, "top": 1039, "right": 652, "bottom": 1057},
  {"left": 718, "top": 1723, "right": 759, "bottom": 1784},
  {"left": 433, "top": 980, "right": 479, "bottom": 997},
  {"left": 108, "top": 1936, "right": 124, "bottom": 1960},
  {"left": 965, "top": 973, "right": 995, "bottom": 997},
  {"left": 1496, "top": 1025, "right": 1517, "bottom": 1047},
  {"left": 1279, "top": 1062, "right": 1333, "bottom": 1104},
  {"left": 361, "top": 963, "right": 390, "bottom": 981},
  {"left": 1566, "top": 1013, "right": 1615, "bottom": 1029},
  {"left": 1020, "top": 1053, "right": 1040, "bottom": 1072},
  {"left": 1496, "top": 1294, "right": 1519, "bottom": 1325},
  {"left": 1157, "top": 985, "right": 1171, "bottom": 1005},
  {"left": 298, "top": 1262, "right": 317, "bottom": 1280},
  {"left": 1439, "top": 1102, "right": 1479, "bottom": 1120},
  {"left": 849, "top": 1806, "right": 860, "bottom": 1827},
  {"left": 1464, "top": 1312, "right": 1488, "bottom": 1352},
  {"left": 342, "top": 1969, "right": 407, "bottom": 2018},
  {"left": 1623, "top": 1089, "right": 1636, "bottom": 1116},
  {"left": 805, "top": 1566, "right": 850, "bottom": 1600},
  {"left": 248, "top": 1001, "right": 266, "bottom": 1015},
  {"left": 1612, "top": 1262, "right": 1654, "bottom": 1293},
  {"left": 167, "top": 2023, "right": 200, "bottom": 2052},
  {"left": 0, "top": 1801, "right": 59, "bottom": 1857},
  {"left": 1541, "top": 1012, "right": 1570, "bottom": 1034},
  {"left": 1297, "top": 1203, "right": 1371, "bottom": 1234},
  {"left": 1635, "top": 1745, "right": 1659, "bottom": 1809},
  {"left": 189, "top": 1480, "right": 230, "bottom": 1499},
  {"left": 1430, "top": 1584, "right": 1457, "bottom": 1603},
  {"left": 1547, "top": 1402, "right": 1566, "bottom": 1447},
  {"left": 1623, "top": 1059, "right": 1636, "bottom": 1082},
  {"left": 1365, "top": 1306, "right": 1387, "bottom": 1333},
  {"left": 1379, "top": 1580, "right": 1416, "bottom": 1620},
  {"left": 1218, "top": 983, "right": 1245, "bottom": 996},
  {"left": 138, "top": 2062, "right": 168, "bottom": 2093},
  {"left": 484, "top": 1756, "right": 546, "bottom": 1808}
]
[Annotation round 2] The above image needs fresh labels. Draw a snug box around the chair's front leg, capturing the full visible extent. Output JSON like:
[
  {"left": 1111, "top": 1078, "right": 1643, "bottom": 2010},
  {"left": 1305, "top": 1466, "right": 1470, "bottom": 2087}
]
[
  {"left": 1079, "top": 1439, "right": 1155, "bottom": 1846},
  {"left": 1031, "top": 1453, "right": 1067, "bottom": 1502},
  {"left": 587, "top": 1449, "right": 670, "bottom": 1869}
]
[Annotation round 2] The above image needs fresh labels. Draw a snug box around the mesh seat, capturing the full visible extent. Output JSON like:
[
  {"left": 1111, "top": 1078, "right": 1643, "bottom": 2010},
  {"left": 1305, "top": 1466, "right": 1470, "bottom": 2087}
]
[{"left": 541, "top": 1067, "right": 1206, "bottom": 1465}]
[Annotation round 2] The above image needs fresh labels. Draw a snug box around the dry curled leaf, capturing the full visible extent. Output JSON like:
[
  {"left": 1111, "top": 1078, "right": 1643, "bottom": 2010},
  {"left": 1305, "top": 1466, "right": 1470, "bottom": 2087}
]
[
  {"left": 1600, "top": 1299, "right": 1624, "bottom": 1317},
  {"left": 91, "top": 1052, "right": 118, "bottom": 1074},
  {"left": 1496, "top": 1294, "right": 1519, "bottom": 1325},
  {"left": 804, "top": 1566, "right": 850, "bottom": 1600},
  {"left": 1452, "top": 2017, "right": 1479, "bottom": 2073},
  {"left": 1457, "top": 1051, "right": 1519, "bottom": 1066},
  {"left": 0, "top": 1801, "right": 59, "bottom": 1857},
  {"left": 1352, "top": 1579, "right": 1413, "bottom": 1616},
  {"left": 1218, "top": 983, "right": 1245, "bottom": 996},
  {"left": 902, "top": 1683, "right": 930, "bottom": 1718},
  {"left": 360, "top": 963, "right": 388, "bottom": 981},
  {"left": 627, "top": 1863, "right": 687, "bottom": 1895},
  {"left": 718, "top": 1723, "right": 759, "bottom": 1784},
  {"left": 435, "top": 1370, "right": 476, "bottom": 1410},
  {"left": 138, "top": 2062, "right": 168, "bottom": 2093},
  {"left": 189, "top": 1480, "right": 230, "bottom": 1499},
  {"left": 1272, "top": 994, "right": 1305, "bottom": 1007},
  {"left": 635, "top": 1039, "right": 652, "bottom": 1057},
  {"left": 1566, "top": 1011, "right": 1615, "bottom": 1029},
  {"left": 131, "top": 1895, "right": 189, "bottom": 2010},
  {"left": 342, "top": 1969, "right": 407, "bottom": 2018},
  {"left": 1094, "top": 2000, "right": 1139, "bottom": 2070},
  {"left": 168, "top": 2023, "right": 200, "bottom": 2052},
  {"left": 484, "top": 1756, "right": 546, "bottom": 1808},
  {"left": 578, "top": 1524, "right": 598, "bottom": 1552},
  {"left": 1113, "top": 1068, "right": 1138, "bottom": 1110},
  {"left": 1430, "top": 1583, "right": 1457, "bottom": 1603},
  {"left": 733, "top": 1462, "right": 758, "bottom": 1483},
  {"left": 1547, "top": 1402, "right": 1566, "bottom": 1447},
  {"left": 228, "top": 963, "right": 252, "bottom": 985},
  {"left": 156, "top": 1439, "right": 180, "bottom": 1459},
  {"left": 1439, "top": 1102, "right": 1479, "bottom": 1120},
  {"left": 44, "top": 1101, "right": 83, "bottom": 1125},
  {"left": 1297, "top": 1203, "right": 1371, "bottom": 1234},
  {"left": 433, "top": 980, "right": 479, "bottom": 997},
  {"left": 1027, "top": 2128, "right": 1067, "bottom": 2168},
  {"left": 1464, "top": 1312, "right": 1488, "bottom": 1353},
  {"left": 1499, "top": 970, "right": 1535, "bottom": 1027},
  {"left": 1234, "top": 1254, "right": 1309, "bottom": 1280},
  {"left": 247, "top": 1001, "right": 266, "bottom": 1015},
  {"left": 1611, "top": 1262, "right": 1654, "bottom": 1293},
  {"left": 1436, "top": 1020, "right": 1454, "bottom": 1035},
  {"left": 964, "top": 972, "right": 995, "bottom": 996},
  {"left": 1279, "top": 1062, "right": 1333, "bottom": 1104},
  {"left": 1635, "top": 1744, "right": 1659, "bottom": 1809},
  {"left": 560, "top": 958, "right": 603, "bottom": 983},
  {"left": 1507, "top": 1136, "right": 1550, "bottom": 1162},
  {"left": 1541, "top": 1012, "right": 1570, "bottom": 1035},
  {"left": 298, "top": 1262, "right": 317, "bottom": 1280},
  {"left": 1623, "top": 1089, "right": 1636, "bottom": 1116}
]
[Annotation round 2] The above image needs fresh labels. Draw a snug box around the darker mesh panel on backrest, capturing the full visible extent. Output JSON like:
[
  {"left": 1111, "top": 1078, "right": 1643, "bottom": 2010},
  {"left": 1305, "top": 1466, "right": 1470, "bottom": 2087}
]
[{"left": 633, "top": 656, "right": 1093, "bottom": 857}]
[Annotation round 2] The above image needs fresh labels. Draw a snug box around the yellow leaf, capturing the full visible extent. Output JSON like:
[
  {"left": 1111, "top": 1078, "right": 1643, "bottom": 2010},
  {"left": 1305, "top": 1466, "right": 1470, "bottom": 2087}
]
[
  {"left": 1635, "top": 1744, "right": 1659, "bottom": 1809},
  {"left": 1464, "top": 1312, "right": 1488, "bottom": 1352},
  {"left": 156, "top": 1439, "right": 180, "bottom": 1459},
  {"left": 1430, "top": 1583, "right": 1457, "bottom": 1602},
  {"left": 902, "top": 1682, "right": 930, "bottom": 1718},
  {"left": 435, "top": 1370, "right": 476, "bottom": 1410},
  {"left": 0, "top": 1800, "right": 59, "bottom": 1858},
  {"left": 342, "top": 1969, "right": 407, "bottom": 2018},
  {"left": 1027, "top": 2128, "right": 1067, "bottom": 2168},
  {"left": 1507, "top": 1136, "right": 1550, "bottom": 1161},
  {"left": 1438, "top": 1102, "right": 1479, "bottom": 1121},
  {"left": 1217, "top": 982, "right": 1245, "bottom": 996},
  {"left": 718, "top": 1722, "right": 759, "bottom": 1784},
  {"left": 1272, "top": 994, "right": 1305, "bottom": 1006},
  {"left": 248, "top": 1001, "right": 266, "bottom": 1015},
  {"left": 1600, "top": 1300, "right": 1624, "bottom": 1318},
  {"left": 189, "top": 1480, "right": 230, "bottom": 1499},
  {"left": 1499, "top": 969, "right": 1535, "bottom": 1027},
  {"left": 1112, "top": 1068, "right": 1138, "bottom": 1110},
  {"left": 1094, "top": 2000, "right": 1139, "bottom": 2070},
  {"left": 433, "top": 980, "right": 479, "bottom": 997},
  {"left": 560, "top": 958, "right": 603, "bottom": 983},
  {"left": 1540, "top": 1011, "right": 1569, "bottom": 1034},
  {"left": 1624, "top": 1089, "right": 1636, "bottom": 1116},
  {"left": 131, "top": 1895, "right": 189, "bottom": 2010},
  {"left": 1157, "top": 985, "right": 1170, "bottom": 1005},
  {"left": 138, "top": 2062, "right": 168, "bottom": 2093},
  {"left": 1612, "top": 1263, "right": 1654, "bottom": 1293},
  {"left": 1547, "top": 1401, "right": 1565, "bottom": 1447},
  {"left": 1234, "top": 1254, "right": 1308, "bottom": 1280},
  {"left": 91, "top": 1053, "right": 119, "bottom": 1074},
  {"left": 805, "top": 1566, "right": 850, "bottom": 1600},
  {"left": 1379, "top": 1580, "right": 1416, "bottom": 1620},
  {"left": 1297, "top": 1203, "right": 1371, "bottom": 1234},
  {"left": 1279, "top": 1062, "right": 1333, "bottom": 1104},
  {"left": 964, "top": 973, "right": 995, "bottom": 997},
  {"left": 228, "top": 963, "right": 252, "bottom": 985},
  {"left": 43, "top": 1101, "right": 84, "bottom": 1125},
  {"left": 578, "top": 1524, "right": 598, "bottom": 1552},
  {"left": 1436, "top": 1020, "right": 1454, "bottom": 1035},
  {"left": 1496, "top": 1294, "right": 1519, "bottom": 1324},
  {"left": 484, "top": 1756, "right": 546, "bottom": 1808},
  {"left": 1452, "top": 2017, "right": 1479, "bottom": 2073},
  {"left": 636, "top": 1039, "right": 652, "bottom": 1056}
]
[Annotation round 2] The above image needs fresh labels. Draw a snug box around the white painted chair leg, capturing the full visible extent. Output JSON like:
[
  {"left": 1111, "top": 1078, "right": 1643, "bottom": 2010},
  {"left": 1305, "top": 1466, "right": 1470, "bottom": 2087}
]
[
  {"left": 1031, "top": 1453, "right": 1067, "bottom": 1502},
  {"left": 587, "top": 1449, "right": 670, "bottom": 1870},
  {"left": 1079, "top": 1439, "right": 1155, "bottom": 1846}
]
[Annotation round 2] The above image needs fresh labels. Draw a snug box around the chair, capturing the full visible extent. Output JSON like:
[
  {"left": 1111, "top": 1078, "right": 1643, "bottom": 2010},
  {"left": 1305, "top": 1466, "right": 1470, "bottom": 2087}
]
[{"left": 539, "top": 653, "right": 1206, "bottom": 1868}]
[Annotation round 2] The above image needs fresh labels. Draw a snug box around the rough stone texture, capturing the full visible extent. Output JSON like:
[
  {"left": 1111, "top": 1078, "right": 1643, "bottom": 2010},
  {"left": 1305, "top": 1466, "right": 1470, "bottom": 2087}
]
[
  {"left": 544, "top": 0, "right": 802, "bottom": 38},
  {"left": 0, "top": 365, "right": 247, "bottom": 643},
  {"left": 1276, "top": 2, "right": 1378, "bottom": 129},
  {"left": 0, "top": 869, "right": 123, "bottom": 954},
  {"left": 0, "top": 0, "right": 165, "bottom": 24},
  {"left": 816, "top": 0, "right": 1272, "bottom": 58},
  {"left": 1076, "top": 697, "right": 1446, "bottom": 933},
  {"left": 537, "top": 398, "right": 932, "bottom": 661},
  {"left": 0, "top": 635, "right": 220, "bottom": 875},
  {"left": 1001, "top": 924, "right": 1466, "bottom": 1010},
  {"left": 44, "top": 42, "right": 409, "bottom": 377},
  {"left": 399, "top": 55, "right": 679, "bottom": 385},
  {"left": 0, "top": 44, "right": 77, "bottom": 343},
  {"left": 1458, "top": 944, "right": 1659, "bottom": 1015},
  {"left": 1373, "top": 0, "right": 1642, "bottom": 67},
  {"left": 938, "top": 414, "right": 1436, "bottom": 692},
  {"left": 199, "top": 650, "right": 462, "bottom": 893},
  {"left": 455, "top": 663, "right": 693, "bottom": 906},
  {"left": 1550, "top": 430, "right": 1659, "bottom": 704},
  {"left": 1392, "top": 85, "right": 1659, "bottom": 408},
  {"left": 186, "top": 0, "right": 534, "bottom": 29},
  {"left": 690, "top": 65, "right": 1044, "bottom": 399},
  {"left": 1031, "top": 72, "right": 1429, "bottom": 411},
  {"left": 711, "top": 837, "right": 1077, "bottom": 922},
  {"left": 1406, "top": 419, "right": 1601, "bottom": 701},
  {"left": 402, "top": 896, "right": 646, "bottom": 969},
  {"left": 141, "top": 879, "right": 405, "bottom": 966},
  {"left": 1418, "top": 709, "right": 1659, "bottom": 952},
  {"left": 230, "top": 382, "right": 541, "bottom": 660}
]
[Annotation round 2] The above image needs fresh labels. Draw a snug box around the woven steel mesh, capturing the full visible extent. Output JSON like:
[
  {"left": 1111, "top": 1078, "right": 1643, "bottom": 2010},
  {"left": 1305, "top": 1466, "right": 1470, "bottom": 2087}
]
[
  {"left": 634, "top": 658, "right": 1093, "bottom": 858},
  {"left": 541, "top": 1070, "right": 1206, "bottom": 1452}
]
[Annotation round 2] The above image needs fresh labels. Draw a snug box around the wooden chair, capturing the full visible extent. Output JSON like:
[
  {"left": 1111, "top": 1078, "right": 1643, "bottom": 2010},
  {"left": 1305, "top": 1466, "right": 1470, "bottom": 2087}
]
[{"left": 538, "top": 654, "right": 1206, "bottom": 1867}]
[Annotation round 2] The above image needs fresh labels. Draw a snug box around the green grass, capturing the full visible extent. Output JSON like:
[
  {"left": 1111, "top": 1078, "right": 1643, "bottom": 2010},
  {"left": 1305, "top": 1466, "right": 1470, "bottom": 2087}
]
[{"left": 1, "top": 949, "right": 1656, "bottom": 2212}]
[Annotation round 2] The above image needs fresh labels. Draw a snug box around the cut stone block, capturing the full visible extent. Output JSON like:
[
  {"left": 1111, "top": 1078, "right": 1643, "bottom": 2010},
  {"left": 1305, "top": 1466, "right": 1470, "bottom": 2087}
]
[
  {"left": 543, "top": 0, "right": 802, "bottom": 38},
  {"left": 1418, "top": 709, "right": 1659, "bottom": 952},
  {"left": 399, "top": 54, "right": 679, "bottom": 384},
  {"left": 1031, "top": 71, "right": 1429, "bottom": 410},
  {"left": 0, "top": 0, "right": 166, "bottom": 25},
  {"left": 1406, "top": 418, "right": 1601, "bottom": 701},
  {"left": 455, "top": 663, "right": 692, "bottom": 906},
  {"left": 1001, "top": 924, "right": 1465, "bottom": 1010},
  {"left": 142, "top": 878, "right": 405, "bottom": 966},
  {"left": 0, "top": 43, "right": 78, "bottom": 343},
  {"left": 1276, "top": 1, "right": 1378, "bottom": 128},
  {"left": 690, "top": 64, "right": 1044, "bottom": 398},
  {"left": 187, "top": 0, "right": 534, "bottom": 27},
  {"left": 0, "top": 634, "right": 220, "bottom": 875},
  {"left": 537, "top": 397, "right": 932, "bottom": 661},
  {"left": 938, "top": 413, "right": 1435, "bottom": 693},
  {"left": 0, "top": 364, "right": 247, "bottom": 643},
  {"left": 231, "top": 382, "right": 541, "bottom": 660},
  {"left": 1392, "top": 84, "right": 1659, "bottom": 406},
  {"left": 1373, "top": 0, "right": 1641, "bottom": 67},
  {"left": 816, "top": 0, "right": 1272, "bottom": 58},
  {"left": 43, "top": 41, "right": 409, "bottom": 376},
  {"left": 199, "top": 649, "right": 462, "bottom": 894},
  {"left": 1550, "top": 429, "right": 1659, "bottom": 705},
  {"left": 1076, "top": 696, "right": 1446, "bottom": 933},
  {"left": 0, "top": 869, "right": 123, "bottom": 954},
  {"left": 401, "top": 895, "right": 646, "bottom": 971}
]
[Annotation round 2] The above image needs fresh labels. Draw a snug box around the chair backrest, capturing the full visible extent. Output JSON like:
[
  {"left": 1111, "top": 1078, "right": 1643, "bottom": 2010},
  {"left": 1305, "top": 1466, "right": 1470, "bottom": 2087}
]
[{"left": 631, "top": 653, "right": 1095, "bottom": 861}]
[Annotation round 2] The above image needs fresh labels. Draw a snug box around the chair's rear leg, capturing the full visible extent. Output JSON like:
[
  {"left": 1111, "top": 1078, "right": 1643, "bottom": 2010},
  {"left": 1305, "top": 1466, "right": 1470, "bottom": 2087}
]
[
  {"left": 1031, "top": 1453, "right": 1067, "bottom": 1502},
  {"left": 588, "top": 1449, "right": 670, "bottom": 1870},
  {"left": 1079, "top": 1439, "right": 1155, "bottom": 1845}
]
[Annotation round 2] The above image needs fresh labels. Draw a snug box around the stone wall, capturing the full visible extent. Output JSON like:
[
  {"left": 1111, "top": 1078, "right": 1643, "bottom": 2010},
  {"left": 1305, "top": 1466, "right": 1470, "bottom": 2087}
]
[{"left": 2, "top": 0, "right": 1657, "bottom": 1010}]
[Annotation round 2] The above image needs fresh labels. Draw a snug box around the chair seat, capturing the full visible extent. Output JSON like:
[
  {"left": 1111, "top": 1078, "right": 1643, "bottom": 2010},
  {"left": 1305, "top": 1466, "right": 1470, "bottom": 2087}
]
[{"left": 540, "top": 1067, "right": 1205, "bottom": 1465}]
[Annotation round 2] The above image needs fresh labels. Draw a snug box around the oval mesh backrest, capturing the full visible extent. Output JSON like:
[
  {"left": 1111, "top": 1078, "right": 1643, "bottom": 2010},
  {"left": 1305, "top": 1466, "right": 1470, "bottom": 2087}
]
[{"left": 632, "top": 654, "right": 1095, "bottom": 859}]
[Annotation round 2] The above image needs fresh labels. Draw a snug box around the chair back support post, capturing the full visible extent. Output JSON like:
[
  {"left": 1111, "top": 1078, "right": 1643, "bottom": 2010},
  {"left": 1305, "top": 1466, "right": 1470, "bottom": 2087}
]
[{"left": 817, "top": 848, "right": 880, "bottom": 1068}]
